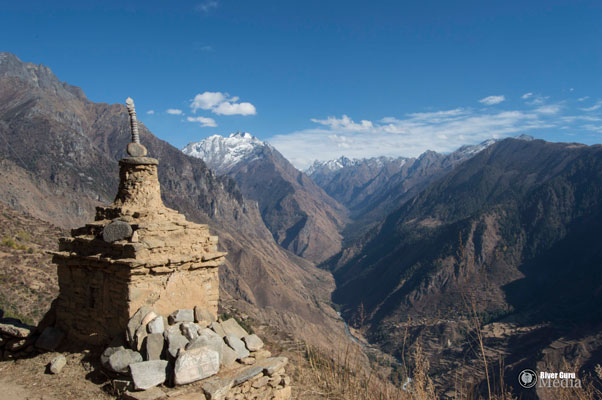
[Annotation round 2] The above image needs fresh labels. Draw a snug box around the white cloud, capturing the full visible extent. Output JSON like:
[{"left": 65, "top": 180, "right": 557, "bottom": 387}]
[
  {"left": 191, "top": 92, "right": 227, "bottom": 111},
  {"left": 213, "top": 101, "right": 256, "bottom": 116},
  {"left": 147, "top": 110, "right": 155, "bottom": 115},
  {"left": 521, "top": 92, "right": 533, "bottom": 99},
  {"left": 535, "top": 104, "right": 561, "bottom": 114},
  {"left": 197, "top": 0, "right": 218, "bottom": 13},
  {"left": 187, "top": 116, "right": 217, "bottom": 127},
  {"left": 578, "top": 96, "right": 589, "bottom": 102},
  {"left": 268, "top": 108, "right": 555, "bottom": 169},
  {"left": 581, "top": 100, "right": 602, "bottom": 112},
  {"left": 190, "top": 91, "right": 256, "bottom": 116},
  {"left": 526, "top": 95, "right": 549, "bottom": 105},
  {"left": 479, "top": 95, "right": 506, "bottom": 105},
  {"left": 167, "top": 109, "right": 183, "bottom": 115},
  {"left": 311, "top": 115, "right": 374, "bottom": 131}
]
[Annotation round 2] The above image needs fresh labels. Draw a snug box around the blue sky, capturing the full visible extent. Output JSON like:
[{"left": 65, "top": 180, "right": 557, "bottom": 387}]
[{"left": 2, "top": 1, "right": 602, "bottom": 168}]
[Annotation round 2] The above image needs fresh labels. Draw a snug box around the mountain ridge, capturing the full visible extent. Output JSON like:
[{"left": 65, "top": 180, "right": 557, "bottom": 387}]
[{"left": 184, "top": 132, "right": 349, "bottom": 263}]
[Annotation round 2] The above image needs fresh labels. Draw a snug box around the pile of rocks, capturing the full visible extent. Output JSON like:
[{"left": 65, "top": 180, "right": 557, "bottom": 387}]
[
  {"left": 0, "top": 312, "right": 64, "bottom": 361},
  {"left": 102, "top": 306, "right": 291, "bottom": 400}
]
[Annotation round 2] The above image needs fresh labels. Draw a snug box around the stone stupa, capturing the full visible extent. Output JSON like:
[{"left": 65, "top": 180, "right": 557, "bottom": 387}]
[{"left": 51, "top": 97, "right": 226, "bottom": 345}]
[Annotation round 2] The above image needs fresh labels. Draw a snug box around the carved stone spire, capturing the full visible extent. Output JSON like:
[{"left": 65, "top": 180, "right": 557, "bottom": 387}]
[{"left": 125, "top": 97, "right": 148, "bottom": 157}]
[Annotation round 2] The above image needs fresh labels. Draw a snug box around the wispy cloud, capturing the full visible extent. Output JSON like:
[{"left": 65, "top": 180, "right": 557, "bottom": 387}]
[
  {"left": 269, "top": 107, "right": 560, "bottom": 169},
  {"left": 190, "top": 91, "right": 256, "bottom": 116},
  {"left": 147, "top": 110, "right": 155, "bottom": 115},
  {"left": 187, "top": 116, "right": 217, "bottom": 127},
  {"left": 526, "top": 94, "right": 549, "bottom": 105},
  {"left": 581, "top": 100, "right": 602, "bottom": 112},
  {"left": 167, "top": 109, "right": 183, "bottom": 115},
  {"left": 479, "top": 95, "right": 506, "bottom": 105},
  {"left": 578, "top": 96, "right": 589, "bottom": 102},
  {"left": 535, "top": 104, "right": 562, "bottom": 114},
  {"left": 196, "top": 0, "right": 218, "bottom": 13},
  {"left": 311, "top": 115, "right": 374, "bottom": 131},
  {"left": 521, "top": 92, "right": 533, "bottom": 99}
]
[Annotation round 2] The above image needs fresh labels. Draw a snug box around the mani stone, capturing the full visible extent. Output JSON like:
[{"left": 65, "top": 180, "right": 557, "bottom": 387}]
[
  {"left": 102, "top": 220, "right": 133, "bottom": 243},
  {"left": 127, "top": 142, "right": 148, "bottom": 157},
  {"left": 145, "top": 333, "right": 164, "bottom": 361},
  {"left": 209, "top": 322, "right": 226, "bottom": 338},
  {"left": 258, "top": 357, "right": 289, "bottom": 377},
  {"left": 194, "top": 306, "right": 215, "bottom": 324},
  {"left": 35, "top": 327, "right": 65, "bottom": 351},
  {"left": 174, "top": 347, "right": 220, "bottom": 385},
  {"left": 0, "top": 320, "right": 34, "bottom": 338},
  {"left": 165, "top": 328, "right": 189, "bottom": 358},
  {"left": 180, "top": 322, "right": 200, "bottom": 341},
  {"left": 49, "top": 355, "right": 67, "bottom": 374},
  {"left": 220, "top": 344, "right": 238, "bottom": 367},
  {"left": 224, "top": 335, "right": 249, "bottom": 359},
  {"left": 129, "top": 360, "right": 169, "bottom": 390},
  {"left": 201, "top": 376, "right": 234, "bottom": 400},
  {"left": 186, "top": 328, "right": 223, "bottom": 362},
  {"left": 232, "top": 365, "right": 264, "bottom": 386},
  {"left": 147, "top": 316, "right": 164, "bottom": 334},
  {"left": 242, "top": 334, "right": 263, "bottom": 352},
  {"left": 169, "top": 309, "right": 194, "bottom": 325},
  {"left": 101, "top": 346, "right": 143, "bottom": 374},
  {"left": 220, "top": 319, "right": 248, "bottom": 339},
  {"left": 127, "top": 306, "right": 154, "bottom": 346}
]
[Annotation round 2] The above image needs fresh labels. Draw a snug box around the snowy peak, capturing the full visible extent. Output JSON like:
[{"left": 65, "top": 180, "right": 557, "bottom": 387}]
[
  {"left": 305, "top": 155, "right": 397, "bottom": 175},
  {"left": 182, "top": 132, "right": 267, "bottom": 173}
]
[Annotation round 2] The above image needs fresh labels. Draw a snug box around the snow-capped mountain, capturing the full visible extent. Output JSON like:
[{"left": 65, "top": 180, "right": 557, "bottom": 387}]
[
  {"left": 182, "top": 132, "right": 348, "bottom": 263},
  {"left": 182, "top": 132, "right": 267, "bottom": 174}
]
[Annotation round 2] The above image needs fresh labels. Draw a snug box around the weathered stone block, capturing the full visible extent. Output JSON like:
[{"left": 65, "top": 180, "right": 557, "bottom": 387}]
[
  {"left": 186, "top": 328, "right": 223, "bottom": 362},
  {"left": 103, "top": 221, "right": 133, "bottom": 243},
  {"left": 129, "top": 360, "right": 169, "bottom": 390},
  {"left": 35, "top": 327, "right": 65, "bottom": 351},
  {"left": 242, "top": 334, "right": 263, "bottom": 352},
  {"left": 201, "top": 376, "right": 234, "bottom": 400},
  {"left": 101, "top": 346, "right": 143, "bottom": 374},
  {"left": 220, "top": 319, "right": 248, "bottom": 339},
  {"left": 224, "top": 335, "right": 249, "bottom": 359},
  {"left": 49, "top": 355, "right": 67, "bottom": 374},
  {"left": 144, "top": 333, "right": 164, "bottom": 361},
  {"left": 169, "top": 309, "right": 194, "bottom": 325},
  {"left": 147, "top": 316, "right": 164, "bottom": 334},
  {"left": 194, "top": 306, "right": 216, "bottom": 324},
  {"left": 174, "top": 347, "right": 220, "bottom": 385}
]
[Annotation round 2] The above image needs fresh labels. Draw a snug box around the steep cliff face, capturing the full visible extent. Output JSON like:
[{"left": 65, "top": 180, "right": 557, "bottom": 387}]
[
  {"left": 0, "top": 52, "right": 348, "bottom": 349},
  {"left": 184, "top": 133, "right": 348, "bottom": 263}
]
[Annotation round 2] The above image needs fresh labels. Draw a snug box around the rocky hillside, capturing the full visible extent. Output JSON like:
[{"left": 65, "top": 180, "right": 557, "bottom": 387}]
[
  {"left": 184, "top": 133, "right": 348, "bottom": 263},
  {"left": 327, "top": 138, "right": 602, "bottom": 393},
  {"left": 0, "top": 52, "right": 348, "bottom": 350}
]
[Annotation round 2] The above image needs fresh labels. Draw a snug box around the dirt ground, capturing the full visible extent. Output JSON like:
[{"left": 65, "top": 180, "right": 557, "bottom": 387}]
[{"left": 0, "top": 350, "right": 112, "bottom": 400}]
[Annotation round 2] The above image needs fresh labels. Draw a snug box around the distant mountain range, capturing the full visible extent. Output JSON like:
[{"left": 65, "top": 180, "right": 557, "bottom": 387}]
[
  {"left": 183, "top": 132, "right": 348, "bottom": 263},
  {"left": 325, "top": 137, "right": 602, "bottom": 393}
]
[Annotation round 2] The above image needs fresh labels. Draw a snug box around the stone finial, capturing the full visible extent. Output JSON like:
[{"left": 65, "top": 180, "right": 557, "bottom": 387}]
[{"left": 125, "top": 97, "right": 148, "bottom": 157}]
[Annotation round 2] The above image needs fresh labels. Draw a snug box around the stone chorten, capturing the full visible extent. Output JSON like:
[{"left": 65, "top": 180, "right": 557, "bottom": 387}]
[{"left": 52, "top": 98, "right": 226, "bottom": 345}]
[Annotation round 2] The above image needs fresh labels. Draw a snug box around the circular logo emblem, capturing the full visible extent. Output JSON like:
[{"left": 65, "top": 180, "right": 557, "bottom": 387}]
[{"left": 518, "top": 369, "right": 537, "bottom": 389}]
